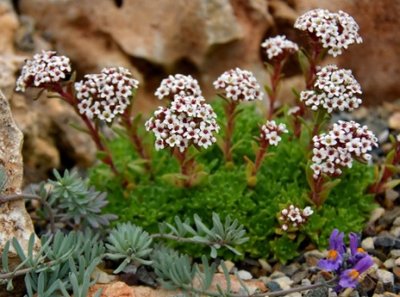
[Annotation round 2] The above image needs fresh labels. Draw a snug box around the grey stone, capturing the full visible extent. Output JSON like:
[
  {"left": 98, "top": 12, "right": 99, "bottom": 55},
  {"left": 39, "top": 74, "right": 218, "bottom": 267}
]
[
  {"left": 266, "top": 281, "right": 282, "bottom": 292},
  {"left": 237, "top": 270, "right": 252, "bottom": 280}
]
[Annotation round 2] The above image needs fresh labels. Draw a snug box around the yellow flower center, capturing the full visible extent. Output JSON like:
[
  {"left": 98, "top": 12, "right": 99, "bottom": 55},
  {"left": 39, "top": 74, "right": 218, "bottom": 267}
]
[
  {"left": 327, "top": 249, "right": 338, "bottom": 260},
  {"left": 357, "top": 247, "right": 365, "bottom": 253},
  {"left": 348, "top": 269, "right": 359, "bottom": 280}
]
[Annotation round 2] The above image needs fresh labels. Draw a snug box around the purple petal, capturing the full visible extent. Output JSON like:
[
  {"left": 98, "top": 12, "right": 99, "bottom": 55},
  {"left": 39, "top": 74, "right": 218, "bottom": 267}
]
[
  {"left": 339, "top": 269, "right": 359, "bottom": 288},
  {"left": 354, "top": 255, "right": 374, "bottom": 274},
  {"left": 349, "top": 232, "right": 358, "bottom": 256}
]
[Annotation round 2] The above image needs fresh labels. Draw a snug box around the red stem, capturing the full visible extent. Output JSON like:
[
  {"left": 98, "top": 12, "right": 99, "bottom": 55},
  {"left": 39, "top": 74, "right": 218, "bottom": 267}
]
[
  {"left": 253, "top": 141, "right": 269, "bottom": 175},
  {"left": 173, "top": 149, "right": 194, "bottom": 187},
  {"left": 49, "top": 83, "right": 119, "bottom": 176},
  {"left": 305, "top": 40, "right": 322, "bottom": 90},
  {"left": 121, "top": 109, "right": 151, "bottom": 173},
  {"left": 311, "top": 176, "right": 324, "bottom": 207},
  {"left": 224, "top": 101, "right": 238, "bottom": 163},
  {"left": 267, "top": 61, "right": 283, "bottom": 120}
]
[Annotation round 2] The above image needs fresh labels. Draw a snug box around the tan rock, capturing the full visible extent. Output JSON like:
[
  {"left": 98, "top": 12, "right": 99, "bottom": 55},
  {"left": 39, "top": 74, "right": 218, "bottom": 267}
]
[
  {"left": 90, "top": 273, "right": 267, "bottom": 297},
  {"left": 0, "top": 90, "right": 39, "bottom": 294},
  {"left": 89, "top": 281, "right": 135, "bottom": 297},
  {"left": 389, "top": 112, "right": 400, "bottom": 130}
]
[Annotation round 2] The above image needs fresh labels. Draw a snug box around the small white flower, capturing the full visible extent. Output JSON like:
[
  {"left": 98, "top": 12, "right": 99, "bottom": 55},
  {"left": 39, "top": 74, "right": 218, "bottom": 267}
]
[
  {"left": 260, "top": 121, "right": 288, "bottom": 146},
  {"left": 74, "top": 67, "right": 139, "bottom": 123},
  {"left": 311, "top": 121, "right": 378, "bottom": 178},
  {"left": 261, "top": 35, "right": 299, "bottom": 60},
  {"left": 155, "top": 74, "right": 202, "bottom": 100},
  {"left": 294, "top": 9, "right": 362, "bottom": 57},
  {"left": 146, "top": 76, "right": 219, "bottom": 152},
  {"left": 16, "top": 51, "right": 72, "bottom": 92},
  {"left": 300, "top": 65, "right": 362, "bottom": 113},
  {"left": 213, "top": 68, "right": 264, "bottom": 102}
]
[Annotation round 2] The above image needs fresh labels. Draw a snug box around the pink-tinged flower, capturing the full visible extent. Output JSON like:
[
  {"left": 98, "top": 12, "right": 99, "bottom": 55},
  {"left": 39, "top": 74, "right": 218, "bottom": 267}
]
[
  {"left": 318, "top": 229, "right": 345, "bottom": 271},
  {"left": 75, "top": 67, "right": 139, "bottom": 123},
  {"left": 300, "top": 65, "right": 362, "bottom": 113},
  {"left": 213, "top": 68, "right": 264, "bottom": 102},
  {"left": 155, "top": 74, "right": 202, "bottom": 100},
  {"left": 311, "top": 121, "right": 378, "bottom": 179},
  {"left": 16, "top": 50, "right": 71, "bottom": 92},
  {"left": 278, "top": 205, "right": 313, "bottom": 231},
  {"left": 339, "top": 256, "right": 373, "bottom": 288},
  {"left": 260, "top": 121, "right": 288, "bottom": 146},
  {"left": 261, "top": 35, "right": 299, "bottom": 60},
  {"left": 146, "top": 77, "right": 219, "bottom": 152},
  {"left": 294, "top": 9, "right": 362, "bottom": 57}
]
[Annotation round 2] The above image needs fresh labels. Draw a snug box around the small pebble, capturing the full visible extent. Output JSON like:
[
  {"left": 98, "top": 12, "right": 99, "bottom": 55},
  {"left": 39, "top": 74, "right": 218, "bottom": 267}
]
[
  {"left": 362, "top": 237, "right": 375, "bottom": 250},
  {"left": 395, "top": 257, "right": 400, "bottom": 266},
  {"left": 385, "top": 188, "right": 399, "bottom": 201},
  {"left": 258, "top": 259, "right": 272, "bottom": 273},
  {"left": 237, "top": 270, "right": 252, "bottom": 280},
  {"left": 266, "top": 281, "right": 281, "bottom": 292},
  {"left": 384, "top": 258, "right": 395, "bottom": 269},
  {"left": 217, "top": 260, "right": 235, "bottom": 273},
  {"left": 377, "top": 269, "right": 394, "bottom": 285},
  {"left": 390, "top": 249, "right": 400, "bottom": 258},
  {"left": 393, "top": 217, "right": 400, "bottom": 227},
  {"left": 375, "top": 236, "right": 397, "bottom": 248},
  {"left": 273, "top": 276, "right": 293, "bottom": 290},
  {"left": 369, "top": 207, "right": 385, "bottom": 224},
  {"left": 390, "top": 226, "right": 400, "bottom": 238}
]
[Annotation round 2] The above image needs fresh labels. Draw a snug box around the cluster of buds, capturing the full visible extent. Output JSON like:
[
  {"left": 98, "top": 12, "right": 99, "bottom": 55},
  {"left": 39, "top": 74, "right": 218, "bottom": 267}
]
[
  {"left": 300, "top": 65, "right": 362, "bottom": 113},
  {"left": 319, "top": 230, "right": 374, "bottom": 290},
  {"left": 75, "top": 67, "right": 139, "bottom": 123},
  {"left": 261, "top": 35, "right": 299, "bottom": 60},
  {"left": 155, "top": 74, "right": 202, "bottom": 100},
  {"left": 294, "top": 9, "right": 362, "bottom": 57},
  {"left": 16, "top": 50, "right": 71, "bottom": 92},
  {"left": 146, "top": 75, "right": 219, "bottom": 152},
  {"left": 213, "top": 68, "right": 263, "bottom": 102},
  {"left": 260, "top": 121, "right": 288, "bottom": 146},
  {"left": 311, "top": 121, "right": 378, "bottom": 179},
  {"left": 278, "top": 205, "right": 313, "bottom": 231}
]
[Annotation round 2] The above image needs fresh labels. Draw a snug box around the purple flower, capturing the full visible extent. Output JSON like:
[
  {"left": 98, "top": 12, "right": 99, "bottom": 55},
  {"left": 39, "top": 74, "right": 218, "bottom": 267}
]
[
  {"left": 349, "top": 233, "right": 367, "bottom": 263},
  {"left": 339, "top": 256, "right": 373, "bottom": 288},
  {"left": 318, "top": 229, "right": 345, "bottom": 271}
]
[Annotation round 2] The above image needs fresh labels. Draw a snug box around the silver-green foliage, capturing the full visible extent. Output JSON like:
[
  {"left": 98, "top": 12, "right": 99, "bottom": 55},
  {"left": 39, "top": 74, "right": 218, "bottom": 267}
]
[
  {"left": 1, "top": 230, "right": 104, "bottom": 297},
  {"left": 105, "top": 222, "right": 153, "bottom": 273},
  {"left": 159, "top": 213, "right": 249, "bottom": 258},
  {"left": 42, "top": 169, "right": 117, "bottom": 229}
]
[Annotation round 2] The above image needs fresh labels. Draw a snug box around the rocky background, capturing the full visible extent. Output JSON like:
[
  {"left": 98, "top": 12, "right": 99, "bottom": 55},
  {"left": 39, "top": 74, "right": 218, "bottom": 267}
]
[{"left": 0, "top": 0, "right": 399, "bottom": 183}]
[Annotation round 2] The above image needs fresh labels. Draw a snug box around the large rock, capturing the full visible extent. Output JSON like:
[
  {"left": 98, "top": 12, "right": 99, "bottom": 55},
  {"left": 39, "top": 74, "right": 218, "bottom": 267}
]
[
  {"left": 19, "top": 0, "right": 273, "bottom": 111},
  {"left": 19, "top": 0, "right": 400, "bottom": 107},
  {"left": 294, "top": 0, "right": 400, "bottom": 104},
  {"left": 0, "top": 90, "right": 39, "bottom": 296},
  {"left": 0, "top": 0, "right": 96, "bottom": 183}
]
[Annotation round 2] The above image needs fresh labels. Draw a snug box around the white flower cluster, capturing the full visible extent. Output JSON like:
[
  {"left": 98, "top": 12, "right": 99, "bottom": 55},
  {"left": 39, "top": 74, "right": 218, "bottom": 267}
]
[
  {"left": 294, "top": 9, "right": 362, "bottom": 57},
  {"left": 260, "top": 121, "right": 288, "bottom": 146},
  {"left": 261, "top": 35, "right": 299, "bottom": 60},
  {"left": 16, "top": 50, "right": 71, "bottom": 92},
  {"left": 146, "top": 77, "right": 219, "bottom": 152},
  {"left": 213, "top": 68, "right": 263, "bottom": 102},
  {"left": 75, "top": 67, "right": 139, "bottom": 123},
  {"left": 300, "top": 65, "right": 362, "bottom": 113},
  {"left": 155, "top": 74, "right": 202, "bottom": 100},
  {"left": 279, "top": 205, "right": 313, "bottom": 231},
  {"left": 311, "top": 120, "right": 378, "bottom": 179}
]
